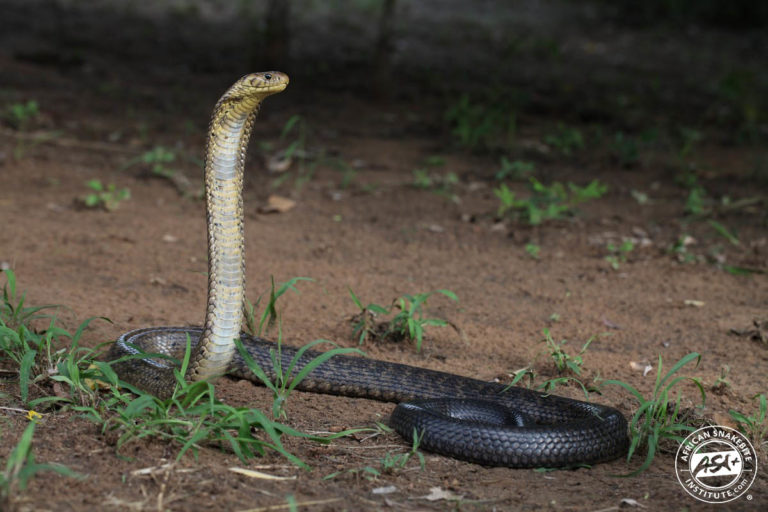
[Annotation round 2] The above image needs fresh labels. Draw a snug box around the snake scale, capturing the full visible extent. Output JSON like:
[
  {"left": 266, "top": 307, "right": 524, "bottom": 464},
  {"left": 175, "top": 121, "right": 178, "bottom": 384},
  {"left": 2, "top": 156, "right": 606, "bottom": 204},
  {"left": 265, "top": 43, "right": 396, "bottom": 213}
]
[{"left": 108, "top": 72, "right": 629, "bottom": 468}]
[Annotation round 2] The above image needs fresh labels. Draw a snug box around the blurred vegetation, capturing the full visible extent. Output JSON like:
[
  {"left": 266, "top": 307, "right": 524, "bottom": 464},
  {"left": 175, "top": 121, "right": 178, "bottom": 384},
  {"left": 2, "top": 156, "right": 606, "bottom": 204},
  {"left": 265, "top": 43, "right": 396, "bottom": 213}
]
[{"left": 597, "top": 0, "right": 768, "bottom": 28}]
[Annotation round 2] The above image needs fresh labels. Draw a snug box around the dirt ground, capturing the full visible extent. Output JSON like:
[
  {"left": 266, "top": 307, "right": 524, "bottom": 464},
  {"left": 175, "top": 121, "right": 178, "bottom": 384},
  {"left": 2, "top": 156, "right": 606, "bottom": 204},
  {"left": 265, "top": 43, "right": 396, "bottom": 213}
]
[{"left": 1, "top": 1, "right": 767, "bottom": 511}]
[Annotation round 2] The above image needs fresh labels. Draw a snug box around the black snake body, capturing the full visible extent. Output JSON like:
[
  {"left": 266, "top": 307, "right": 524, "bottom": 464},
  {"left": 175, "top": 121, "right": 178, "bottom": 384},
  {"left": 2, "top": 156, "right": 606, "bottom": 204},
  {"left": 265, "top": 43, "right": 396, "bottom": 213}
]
[{"left": 108, "top": 72, "right": 629, "bottom": 468}]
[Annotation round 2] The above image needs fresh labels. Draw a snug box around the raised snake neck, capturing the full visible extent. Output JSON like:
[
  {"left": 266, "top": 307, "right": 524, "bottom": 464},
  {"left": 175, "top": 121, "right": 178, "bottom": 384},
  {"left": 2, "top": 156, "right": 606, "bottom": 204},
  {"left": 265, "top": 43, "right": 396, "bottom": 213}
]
[{"left": 108, "top": 72, "right": 629, "bottom": 468}]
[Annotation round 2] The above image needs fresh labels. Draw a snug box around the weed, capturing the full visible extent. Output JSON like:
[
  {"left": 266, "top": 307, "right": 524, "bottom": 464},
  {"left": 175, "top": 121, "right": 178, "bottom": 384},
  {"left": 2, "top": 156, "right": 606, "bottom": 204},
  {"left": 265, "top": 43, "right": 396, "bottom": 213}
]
[
  {"left": 668, "top": 234, "right": 698, "bottom": 264},
  {"left": 544, "top": 123, "right": 584, "bottom": 156},
  {"left": 88, "top": 337, "right": 317, "bottom": 466},
  {"left": 444, "top": 94, "right": 517, "bottom": 151},
  {"left": 411, "top": 169, "right": 459, "bottom": 199},
  {"left": 3, "top": 100, "right": 54, "bottom": 159},
  {"left": 677, "top": 127, "right": 702, "bottom": 161},
  {"left": 121, "top": 146, "right": 203, "bottom": 198},
  {"left": 1, "top": 269, "right": 108, "bottom": 407},
  {"left": 123, "top": 146, "right": 177, "bottom": 177},
  {"left": 495, "top": 157, "right": 534, "bottom": 181},
  {"left": 711, "top": 365, "right": 731, "bottom": 394},
  {"left": 0, "top": 422, "right": 82, "bottom": 509},
  {"left": 236, "top": 335, "right": 363, "bottom": 420},
  {"left": 272, "top": 114, "right": 319, "bottom": 191},
  {"left": 81, "top": 180, "right": 130, "bottom": 211},
  {"left": 604, "top": 352, "right": 705, "bottom": 475},
  {"left": 4, "top": 101, "right": 39, "bottom": 130},
  {"left": 605, "top": 240, "right": 635, "bottom": 270},
  {"left": 347, "top": 289, "right": 457, "bottom": 351},
  {"left": 379, "top": 428, "right": 425, "bottom": 474},
  {"left": 348, "top": 288, "right": 390, "bottom": 345},
  {"left": 495, "top": 178, "right": 607, "bottom": 225},
  {"left": 684, "top": 185, "right": 708, "bottom": 215},
  {"left": 524, "top": 243, "right": 540, "bottom": 260},
  {"left": 707, "top": 220, "right": 739, "bottom": 246},
  {"left": 244, "top": 276, "right": 314, "bottom": 337},
  {"left": 540, "top": 328, "right": 593, "bottom": 375},
  {"left": 729, "top": 394, "right": 767, "bottom": 459},
  {"left": 610, "top": 132, "right": 641, "bottom": 167}
]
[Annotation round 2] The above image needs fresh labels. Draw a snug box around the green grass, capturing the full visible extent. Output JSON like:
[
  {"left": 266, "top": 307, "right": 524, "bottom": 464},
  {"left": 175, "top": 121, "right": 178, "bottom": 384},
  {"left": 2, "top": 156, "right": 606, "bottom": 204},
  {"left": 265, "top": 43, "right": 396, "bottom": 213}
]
[
  {"left": 81, "top": 335, "right": 343, "bottom": 467},
  {"left": 348, "top": 288, "right": 458, "bottom": 351},
  {"left": 411, "top": 168, "right": 459, "bottom": 200},
  {"left": 0, "top": 422, "right": 82, "bottom": 509},
  {"left": 444, "top": 93, "right": 517, "bottom": 151},
  {"left": 539, "top": 328, "right": 593, "bottom": 376},
  {"left": 324, "top": 423, "right": 425, "bottom": 480},
  {"left": 0, "top": 269, "right": 365, "bottom": 489},
  {"left": 494, "top": 178, "right": 607, "bottom": 225},
  {"left": 729, "top": 393, "right": 767, "bottom": 460},
  {"left": 604, "top": 352, "right": 705, "bottom": 475},
  {"left": 544, "top": 123, "right": 584, "bottom": 156},
  {"left": 495, "top": 157, "right": 534, "bottom": 181},
  {"left": 81, "top": 179, "right": 131, "bottom": 211},
  {"left": 605, "top": 240, "right": 635, "bottom": 270},
  {"left": 236, "top": 336, "right": 363, "bottom": 420},
  {"left": 244, "top": 276, "right": 314, "bottom": 337}
]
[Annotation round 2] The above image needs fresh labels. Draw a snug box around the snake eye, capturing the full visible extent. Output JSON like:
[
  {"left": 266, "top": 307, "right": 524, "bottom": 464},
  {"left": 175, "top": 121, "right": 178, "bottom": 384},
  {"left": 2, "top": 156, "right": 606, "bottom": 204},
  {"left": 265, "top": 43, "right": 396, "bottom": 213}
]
[{"left": 264, "top": 73, "right": 272, "bottom": 80}]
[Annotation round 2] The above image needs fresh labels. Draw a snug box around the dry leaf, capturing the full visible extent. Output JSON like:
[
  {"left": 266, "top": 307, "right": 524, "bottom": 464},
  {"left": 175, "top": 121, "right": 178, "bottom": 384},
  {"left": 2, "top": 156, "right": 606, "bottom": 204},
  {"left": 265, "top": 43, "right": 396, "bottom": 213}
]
[
  {"left": 258, "top": 195, "right": 296, "bottom": 214},
  {"left": 420, "top": 487, "right": 463, "bottom": 502}
]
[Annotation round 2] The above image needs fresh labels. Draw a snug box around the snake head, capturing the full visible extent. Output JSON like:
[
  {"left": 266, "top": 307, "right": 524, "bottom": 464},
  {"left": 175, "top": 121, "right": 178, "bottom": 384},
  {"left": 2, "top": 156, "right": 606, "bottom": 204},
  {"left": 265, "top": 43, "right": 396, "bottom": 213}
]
[{"left": 227, "top": 71, "right": 289, "bottom": 102}]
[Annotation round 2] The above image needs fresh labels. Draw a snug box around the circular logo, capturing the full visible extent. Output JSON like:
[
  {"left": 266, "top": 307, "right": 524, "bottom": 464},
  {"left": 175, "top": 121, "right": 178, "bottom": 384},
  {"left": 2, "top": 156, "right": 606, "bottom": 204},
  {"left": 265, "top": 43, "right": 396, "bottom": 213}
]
[{"left": 675, "top": 425, "right": 758, "bottom": 503}]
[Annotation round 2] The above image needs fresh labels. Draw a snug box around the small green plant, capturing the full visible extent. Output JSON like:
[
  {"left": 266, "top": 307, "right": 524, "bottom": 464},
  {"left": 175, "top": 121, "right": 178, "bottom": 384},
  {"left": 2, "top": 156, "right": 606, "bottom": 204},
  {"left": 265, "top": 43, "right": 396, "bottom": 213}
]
[
  {"left": 684, "top": 185, "right": 708, "bottom": 215},
  {"left": 729, "top": 394, "right": 767, "bottom": 460},
  {"left": 347, "top": 289, "right": 458, "bottom": 351},
  {"left": 244, "top": 276, "right": 313, "bottom": 337},
  {"left": 411, "top": 169, "right": 458, "bottom": 199},
  {"left": 540, "top": 328, "right": 593, "bottom": 375},
  {"left": 271, "top": 114, "right": 320, "bottom": 191},
  {"left": 348, "top": 288, "right": 390, "bottom": 345},
  {"left": 668, "top": 234, "right": 698, "bottom": 264},
  {"left": 605, "top": 240, "right": 635, "bottom": 270},
  {"left": 524, "top": 243, "right": 540, "bottom": 260},
  {"left": 124, "top": 146, "right": 177, "bottom": 177},
  {"left": 707, "top": 220, "right": 739, "bottom": 246},
  {"left": 384, "top": 290, "right": 458, "bottom": 352},
  {"left": 1, "top": 422, "right": 81, "bottom": 508},
  {"left": 495, "top": 157, "right": 534, "bottom": 181},
  {"left": 4, "top": 101, "right": 39, "bottom": 130},
  {"left": 495, "top": 178, "right": 607, "bottom": 225},
  {"left": 81, "top": 180, "right": 130, "bottom": 211},
  {"left": 711, "top": 365, "right": 731, "bottom": 393},
  {"left": 378, "top": 428, "right": 425, "bottom": 474},
  {"left": 90, "top": 337, "right": 322, "bottom": 466},
  {"left": 1, "top": 269, "right": 108, "bottom": 407},
  {"left": 544, "top": 123, "right": 584, "bottom": 156},
  {"left": 236, "top": 335, "right": 363, "bottom": 420},
  {"left": 444, "top": 94, "right": 516, "bottom": 151},
  {"left": 604, "top": 353, "right": 705, "bottom": 475}
]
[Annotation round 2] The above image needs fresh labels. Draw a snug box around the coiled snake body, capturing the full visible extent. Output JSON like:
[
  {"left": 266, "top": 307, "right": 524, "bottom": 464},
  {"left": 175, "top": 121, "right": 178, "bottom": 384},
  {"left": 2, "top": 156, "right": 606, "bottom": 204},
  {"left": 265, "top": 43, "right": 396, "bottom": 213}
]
[{"left": 108, "top": 72, "right": 628, "bottom": 468}]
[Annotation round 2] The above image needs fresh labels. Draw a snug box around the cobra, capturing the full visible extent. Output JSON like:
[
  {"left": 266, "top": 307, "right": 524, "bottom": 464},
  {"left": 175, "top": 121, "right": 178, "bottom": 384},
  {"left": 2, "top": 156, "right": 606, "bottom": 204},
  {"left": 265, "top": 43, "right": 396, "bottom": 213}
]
[{"left": 108, "top": 72, "right": 629, "bottom": 468}]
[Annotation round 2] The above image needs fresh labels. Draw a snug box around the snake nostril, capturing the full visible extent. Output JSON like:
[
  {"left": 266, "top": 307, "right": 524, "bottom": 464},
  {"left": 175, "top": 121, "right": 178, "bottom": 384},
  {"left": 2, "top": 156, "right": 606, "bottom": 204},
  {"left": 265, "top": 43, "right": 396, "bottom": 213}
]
[{"left": 264, "top": 73, "right": 272, "bottom": 80}]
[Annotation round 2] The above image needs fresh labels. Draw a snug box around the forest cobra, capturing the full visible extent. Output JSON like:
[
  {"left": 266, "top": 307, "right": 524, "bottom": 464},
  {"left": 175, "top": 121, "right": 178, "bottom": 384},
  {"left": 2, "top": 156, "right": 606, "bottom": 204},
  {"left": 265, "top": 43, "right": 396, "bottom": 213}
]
[{"left": 108, "top": 72, "right": 628, "bottom": 467}]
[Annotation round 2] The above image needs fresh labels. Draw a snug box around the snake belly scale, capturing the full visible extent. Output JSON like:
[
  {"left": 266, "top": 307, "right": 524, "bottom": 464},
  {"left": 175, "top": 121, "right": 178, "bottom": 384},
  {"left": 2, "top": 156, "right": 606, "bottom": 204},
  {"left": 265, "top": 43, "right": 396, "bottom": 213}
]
[{"left": 108, "top": 72, "right": 629, "bottom": 468}]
